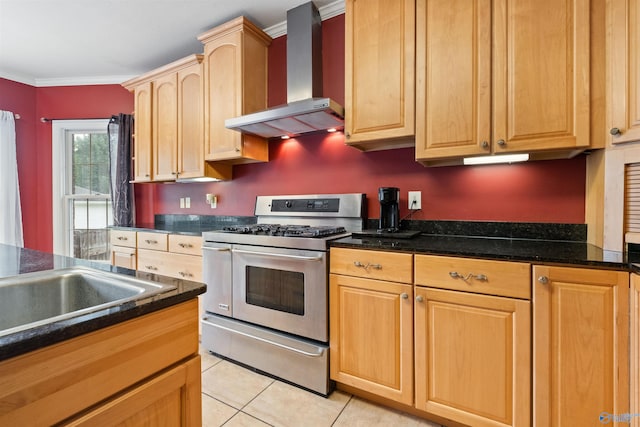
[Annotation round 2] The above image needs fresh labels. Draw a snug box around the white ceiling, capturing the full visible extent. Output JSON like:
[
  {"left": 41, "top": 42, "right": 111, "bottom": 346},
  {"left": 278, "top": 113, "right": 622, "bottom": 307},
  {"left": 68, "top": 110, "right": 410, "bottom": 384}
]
[{"left": 0, "top": 0, "right": 344, "bottom": 87}]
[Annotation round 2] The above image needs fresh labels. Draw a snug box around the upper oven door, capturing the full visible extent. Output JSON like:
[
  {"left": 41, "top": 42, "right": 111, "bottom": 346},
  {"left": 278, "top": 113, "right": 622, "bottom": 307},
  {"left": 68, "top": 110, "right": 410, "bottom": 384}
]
[{"left": 231, "top": 244, "right": 328, "bottom": 342}]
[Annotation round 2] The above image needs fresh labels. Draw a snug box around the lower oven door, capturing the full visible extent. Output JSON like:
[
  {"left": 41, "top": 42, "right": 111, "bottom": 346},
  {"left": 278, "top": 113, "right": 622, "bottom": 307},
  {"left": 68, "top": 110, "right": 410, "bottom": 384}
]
[{"left": 231, "top": 244, "right": 328, "bottom": 342}]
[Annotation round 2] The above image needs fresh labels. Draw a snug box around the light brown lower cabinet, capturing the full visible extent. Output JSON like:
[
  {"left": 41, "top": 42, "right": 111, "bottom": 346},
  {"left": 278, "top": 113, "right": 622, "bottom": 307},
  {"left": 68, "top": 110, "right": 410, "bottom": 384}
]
[
  {"left": 0, "top": 299, "right": 201, "bottom": 426},
  {"left": 533, "top": 265, "right": 629, "bottom": 427},
  {"left": 330, "top": 273, "right": 414, "bottom": 405},
  {"left": 414, "top": 287, "right": 531, "bottom": 427},
  {"left": 110, "top": 229, "right": 137, "bottom": 269}
]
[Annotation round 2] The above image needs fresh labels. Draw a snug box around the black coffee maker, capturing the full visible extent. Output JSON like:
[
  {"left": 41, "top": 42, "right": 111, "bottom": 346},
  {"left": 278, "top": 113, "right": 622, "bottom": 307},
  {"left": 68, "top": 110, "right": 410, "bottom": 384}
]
[{"left": 378, "top": 187, "right": 400, "bottom": 232}]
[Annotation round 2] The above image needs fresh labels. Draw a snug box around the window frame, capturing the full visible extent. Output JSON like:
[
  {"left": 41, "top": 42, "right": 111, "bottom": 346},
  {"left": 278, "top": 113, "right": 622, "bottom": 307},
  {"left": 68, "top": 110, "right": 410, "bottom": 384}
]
[{"left": 52, "top": 119, "right": 111, "bottom": 257}]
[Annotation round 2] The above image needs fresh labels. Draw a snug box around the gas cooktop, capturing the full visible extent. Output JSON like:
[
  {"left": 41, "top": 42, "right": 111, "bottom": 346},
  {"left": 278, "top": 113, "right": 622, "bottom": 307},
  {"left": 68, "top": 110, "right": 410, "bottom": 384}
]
[{"left": 221, "top": 224, "right": 347, "bottom": 238}]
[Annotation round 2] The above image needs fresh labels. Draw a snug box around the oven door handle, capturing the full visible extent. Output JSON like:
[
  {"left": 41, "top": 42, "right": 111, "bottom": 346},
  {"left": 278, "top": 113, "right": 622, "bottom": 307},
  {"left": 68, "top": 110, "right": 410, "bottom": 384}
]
[
  {"left": 231, "top": 248, "right": 323, "bottom": 262},
  {"left": 202, "top": 246, "right": 231, "bottom": 252}
]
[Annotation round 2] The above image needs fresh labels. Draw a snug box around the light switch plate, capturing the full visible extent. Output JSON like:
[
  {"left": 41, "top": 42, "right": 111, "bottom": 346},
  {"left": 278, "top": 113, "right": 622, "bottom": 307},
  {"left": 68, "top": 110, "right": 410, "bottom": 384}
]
[
  {"left": 179, "top": 198, "right": 185, "bottom": 209},
  {"left": 185, "top": 197, "right": 191, "bottom": 208}
]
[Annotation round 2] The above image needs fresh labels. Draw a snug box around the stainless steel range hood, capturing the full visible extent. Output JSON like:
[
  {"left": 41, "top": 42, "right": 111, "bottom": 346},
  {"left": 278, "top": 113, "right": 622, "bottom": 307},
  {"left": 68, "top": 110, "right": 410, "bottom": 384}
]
[{"left": 225, "top": 2, "right": 344, "bottom": 139}]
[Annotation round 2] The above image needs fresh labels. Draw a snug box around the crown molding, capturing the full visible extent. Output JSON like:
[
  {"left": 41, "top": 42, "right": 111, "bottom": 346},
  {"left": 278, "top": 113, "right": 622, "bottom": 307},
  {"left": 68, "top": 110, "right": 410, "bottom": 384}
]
[
  {"left": 263, "top": 0, "right": 345, "bottom": 39},
  {"left": 35, "top": 75, "right": 137, "bottom": 87}
]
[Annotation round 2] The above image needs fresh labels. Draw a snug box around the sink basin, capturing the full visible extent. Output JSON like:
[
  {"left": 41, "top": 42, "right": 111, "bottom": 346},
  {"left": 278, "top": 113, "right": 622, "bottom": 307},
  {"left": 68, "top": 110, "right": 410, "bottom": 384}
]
[{"left": 0, "top": 266, "right": 177, "bottom": 337}]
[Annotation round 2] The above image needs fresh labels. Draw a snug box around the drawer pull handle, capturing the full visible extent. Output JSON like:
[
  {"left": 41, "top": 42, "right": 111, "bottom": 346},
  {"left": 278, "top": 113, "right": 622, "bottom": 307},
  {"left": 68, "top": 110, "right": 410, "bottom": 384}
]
[
  {"left": 145, "top": 239, "right": 158, "bottom": 244},
  {"left": 449, "top": 271, "right": 488, "bottom": 282},
  {"left": 117, "top": 236, "right": 128, "bottom": 241},
  {"left": 145, "top": 265, "right": 158, "bottom": 271},
  {"left": 178, "top": 243, "right": 193, "bottom": 248},
  {"left": 178, "top": 271, "right": 193, "bottom": 278},
  {"left": 354, "top": 261, "right": 382, "bottom": 272}
]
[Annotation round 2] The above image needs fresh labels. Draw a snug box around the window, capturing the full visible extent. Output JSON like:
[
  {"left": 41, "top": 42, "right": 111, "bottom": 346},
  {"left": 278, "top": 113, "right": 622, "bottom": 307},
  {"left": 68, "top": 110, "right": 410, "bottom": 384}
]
[{"left": 52, "top": 120, "right": 112, "bottom": 259}]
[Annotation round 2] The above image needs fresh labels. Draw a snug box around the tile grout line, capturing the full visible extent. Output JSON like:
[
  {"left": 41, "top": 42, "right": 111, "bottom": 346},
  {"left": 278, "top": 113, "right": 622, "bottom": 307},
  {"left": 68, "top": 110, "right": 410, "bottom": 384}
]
[{"left": 330, "top": 394, "right": 355, "bottom": 426}]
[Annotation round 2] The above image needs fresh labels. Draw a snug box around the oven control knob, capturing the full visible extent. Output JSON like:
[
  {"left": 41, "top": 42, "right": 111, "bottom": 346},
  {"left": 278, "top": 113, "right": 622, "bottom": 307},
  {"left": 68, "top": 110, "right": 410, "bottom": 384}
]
[{"left": 285, "top": 200, "right": 292, "bottom": 208}]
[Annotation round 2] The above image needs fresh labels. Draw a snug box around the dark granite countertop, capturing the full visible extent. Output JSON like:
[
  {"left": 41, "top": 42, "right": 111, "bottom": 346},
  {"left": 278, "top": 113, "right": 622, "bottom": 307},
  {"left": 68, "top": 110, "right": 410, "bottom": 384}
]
[
  {"left": 331, "top": 234, "right": 629, "bottom": 270},
  {"left": 0, "top": 244, "right": 205, "bottom": 362}
]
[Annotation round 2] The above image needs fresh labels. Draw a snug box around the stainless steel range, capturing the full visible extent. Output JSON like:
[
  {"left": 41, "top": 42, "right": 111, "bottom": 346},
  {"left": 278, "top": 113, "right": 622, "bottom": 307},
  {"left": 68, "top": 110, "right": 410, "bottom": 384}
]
[{"left": 201, "top": 193, "right": 365, "bottom": 395}]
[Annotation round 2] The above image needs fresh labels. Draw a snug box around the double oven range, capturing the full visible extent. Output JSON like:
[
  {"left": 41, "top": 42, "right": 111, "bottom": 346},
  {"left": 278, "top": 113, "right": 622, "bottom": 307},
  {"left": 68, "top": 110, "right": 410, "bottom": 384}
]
[{"left": 201, "top": 193, "right": 365, "bottom": 395}]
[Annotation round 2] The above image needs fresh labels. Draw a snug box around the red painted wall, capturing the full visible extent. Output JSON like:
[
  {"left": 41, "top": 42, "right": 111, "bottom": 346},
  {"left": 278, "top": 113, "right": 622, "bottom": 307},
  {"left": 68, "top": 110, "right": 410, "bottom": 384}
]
[
  {"left": 1, "top": 78, "right": 133, "bottom": 251},
  {"left": 2, "top": 13, "right": 586, "bottom": 252}
]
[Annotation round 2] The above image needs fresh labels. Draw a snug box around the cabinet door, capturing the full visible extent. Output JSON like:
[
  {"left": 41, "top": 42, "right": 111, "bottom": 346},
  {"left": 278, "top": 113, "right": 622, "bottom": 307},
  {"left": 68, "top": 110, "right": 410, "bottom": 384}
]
[
  {"left": 153, "top": 72, "right": 178, "bottom": 181},
  {"left": 330, "top": 274, "right": 414, "bottom": 405},
  {"left": 533, "top": 265, "right": 629, "bottom": 426},
  {"left": 111, "top": 246, "right": 136, "bottom": 269},
  {"left": 133, "top": 82, "right": 153, "bottom": 182},
  {"left": 609, "top": 0, "right": 640, "bottom": 144},
  {"left": 344, "top": 0, "right": 415, "bottom": 151},
  {"left": 493, "top": 0, "right": 591, "bottom": 153},
  {"left": 415, "top": 0, "right": 492, "bottom": 161},
  {"left": 177, "top": 62, "right": 204, "bottom": 179},
  {"left": 202, "top": 24, "right": 269, "bottom": 163},
  {"left": 414, "top": 287, "right": 530, "bottom": 427},
  {"left": 62, "top": 355, "right": 201, "bottom": 426}
]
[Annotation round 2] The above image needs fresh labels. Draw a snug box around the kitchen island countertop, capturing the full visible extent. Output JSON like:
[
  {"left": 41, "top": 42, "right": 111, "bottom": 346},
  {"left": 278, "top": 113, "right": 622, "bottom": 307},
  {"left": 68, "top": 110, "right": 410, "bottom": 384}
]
[{"left": 0, "top": 243, "right": 205, "bottom": 362}]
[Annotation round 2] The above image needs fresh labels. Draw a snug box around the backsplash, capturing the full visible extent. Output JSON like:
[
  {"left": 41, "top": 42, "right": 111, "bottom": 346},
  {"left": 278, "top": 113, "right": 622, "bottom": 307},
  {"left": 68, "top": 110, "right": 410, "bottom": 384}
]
[{"left": 155, "top": 214, "right": 586, "bottom": 242}]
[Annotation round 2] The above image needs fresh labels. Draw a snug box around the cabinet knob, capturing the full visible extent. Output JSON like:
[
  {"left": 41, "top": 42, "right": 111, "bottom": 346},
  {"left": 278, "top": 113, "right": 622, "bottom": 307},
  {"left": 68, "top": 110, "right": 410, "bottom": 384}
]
[
  {"left": 400, "top": 293, "right": 408, "bottom": 300},
  {"left": 610, "top": 127, "right": 622, "bottom": 136},
  {"left": 538, "top": 276, "right": 549, "bottom": 284},
  {"left": 416, "top": 295, "right": 424, "bottom": 303},
  {"left": 346, "top": 132, "right": 351, "bottom": 138},
  {"left": 497, "top": 139, "right": 506, "bottom": 147},
  {"left": 481, "top": 141, "right": 489, "bottom": 149}
]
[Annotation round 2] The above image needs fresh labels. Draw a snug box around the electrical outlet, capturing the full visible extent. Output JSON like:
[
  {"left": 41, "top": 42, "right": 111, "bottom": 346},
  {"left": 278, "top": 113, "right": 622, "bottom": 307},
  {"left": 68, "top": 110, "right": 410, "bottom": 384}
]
[
  {"left": 185, "top": 197, "right": 191, "bottom": 208},
  {"left": 179, "top": 198, "right": 185, "bottom": 209},
  {"left": 206, "top": 193, "right": 217, "bottom": 209},
  {"left": 408, "top": 191, "right": 422, "bottom": 210}
]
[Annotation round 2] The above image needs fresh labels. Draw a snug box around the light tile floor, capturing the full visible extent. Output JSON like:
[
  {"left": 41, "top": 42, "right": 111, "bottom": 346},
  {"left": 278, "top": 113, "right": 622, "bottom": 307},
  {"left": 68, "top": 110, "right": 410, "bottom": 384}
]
[{"left": 200, "top": 347, "right": 441, "bottom": 427}]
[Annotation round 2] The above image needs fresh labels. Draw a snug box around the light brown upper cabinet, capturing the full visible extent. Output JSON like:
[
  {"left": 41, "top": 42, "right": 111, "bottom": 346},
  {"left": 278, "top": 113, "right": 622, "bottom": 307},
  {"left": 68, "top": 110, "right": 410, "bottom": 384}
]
[
  {"left": 198, "top": 17, "right": 271, "bottom": 164},
  {"left": 130, "top": 81, "right": 152, "bottom": 182},
  {"left": 608, "top": 0, "right": 640, "bottom": 145},
  {"left": 344, "top": 0, "right": 416, "bottom": 151},
  {"left": 416, "top": 0, "right": 597, "bottom": 164},
  {"left": 123, "top": 55, "right": 231, "bottom": 182}
]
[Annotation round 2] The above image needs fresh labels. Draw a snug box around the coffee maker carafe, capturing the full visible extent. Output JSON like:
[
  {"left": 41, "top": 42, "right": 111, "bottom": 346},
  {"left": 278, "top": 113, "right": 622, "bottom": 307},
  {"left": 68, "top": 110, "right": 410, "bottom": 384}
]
[{"left": 378, "top": 187, "right": 400, "bottom": 231}]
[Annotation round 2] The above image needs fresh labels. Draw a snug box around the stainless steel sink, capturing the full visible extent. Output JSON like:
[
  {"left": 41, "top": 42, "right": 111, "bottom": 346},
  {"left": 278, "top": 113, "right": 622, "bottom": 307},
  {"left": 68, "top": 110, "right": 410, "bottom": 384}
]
[{"left": 0, "top": 266, "right": 177, "bottom": 337}]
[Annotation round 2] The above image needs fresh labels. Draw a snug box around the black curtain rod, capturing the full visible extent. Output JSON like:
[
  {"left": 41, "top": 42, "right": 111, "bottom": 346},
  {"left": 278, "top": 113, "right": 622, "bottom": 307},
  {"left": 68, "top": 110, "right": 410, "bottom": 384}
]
[{"left": 39, "top": 117, "right": 110, "bottom": 123}]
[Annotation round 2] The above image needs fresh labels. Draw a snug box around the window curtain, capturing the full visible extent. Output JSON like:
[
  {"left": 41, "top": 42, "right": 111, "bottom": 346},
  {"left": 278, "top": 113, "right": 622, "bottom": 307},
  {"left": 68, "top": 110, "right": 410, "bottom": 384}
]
[
  {"left": 0, "top": 111, "right": 24, "bottom": 247},
  {"left": 108, "top": 114, "right": 134, "bottom": 226}
]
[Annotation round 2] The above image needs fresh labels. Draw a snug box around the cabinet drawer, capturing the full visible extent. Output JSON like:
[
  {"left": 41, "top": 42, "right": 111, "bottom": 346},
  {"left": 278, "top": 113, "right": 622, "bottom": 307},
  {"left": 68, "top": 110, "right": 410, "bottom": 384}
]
[
  {"left": 110, "top": 230, "right": 136, "bottom": 248},
  {"left": 330, "top": 248, "right": 413, "bottom": 283},
  {"left": 169, "top": 234, "right": 202, "bottom": 256},
  {"left": 137, "top": 232, "right": 168, "bottom": 251},
  {"left": 414, "top": 255, "right": 530, "bottom": 299},
  {"left": 111, "top": 246, "right": 137, "bottom": 269},
  {"left": 138, "top": 249, "right": 202, "bottom": 282}
]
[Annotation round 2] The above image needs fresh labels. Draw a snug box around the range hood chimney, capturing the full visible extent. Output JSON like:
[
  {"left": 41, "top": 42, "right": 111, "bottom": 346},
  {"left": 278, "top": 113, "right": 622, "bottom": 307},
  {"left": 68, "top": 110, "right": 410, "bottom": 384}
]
[{"left": 225, "top": 2, "right": 344, "bottom": 139}]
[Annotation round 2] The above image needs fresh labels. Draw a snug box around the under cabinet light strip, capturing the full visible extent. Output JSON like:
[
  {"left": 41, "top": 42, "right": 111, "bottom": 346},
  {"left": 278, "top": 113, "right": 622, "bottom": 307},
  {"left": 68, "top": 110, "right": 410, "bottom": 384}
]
[{"left": 463, "top": 154, "right": 530, "bottom": 165}]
